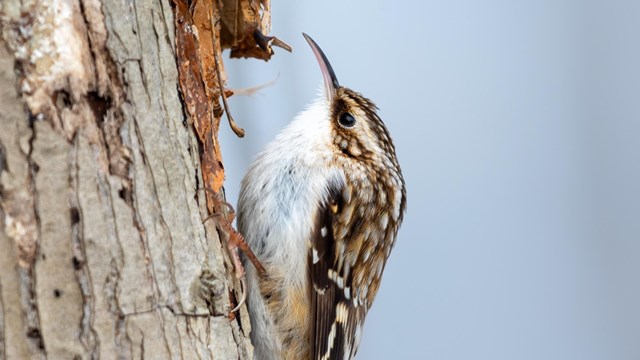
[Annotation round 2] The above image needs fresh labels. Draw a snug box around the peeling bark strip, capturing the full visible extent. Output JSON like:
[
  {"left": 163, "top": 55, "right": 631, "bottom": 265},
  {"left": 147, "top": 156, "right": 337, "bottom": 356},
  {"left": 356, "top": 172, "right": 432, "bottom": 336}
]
[
  {"left": 171, "top": 0, "right": 288, "bottom": 314},
  {"left": 0, "top": 0, "right": 283, "bottom": 358},
  {"left": 173, "top": 0, "right": 291, "bottom": 202},
  {"left": 173, "top": 0, "right": 226, "bottom": 205},
  {"left": 173, "top": 0, "right": 291, "bottom": 205}
]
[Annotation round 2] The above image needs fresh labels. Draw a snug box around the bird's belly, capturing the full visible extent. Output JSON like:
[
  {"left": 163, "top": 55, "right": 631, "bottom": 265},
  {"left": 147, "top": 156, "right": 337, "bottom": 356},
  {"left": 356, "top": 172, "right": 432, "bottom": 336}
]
[{"left": 258, "top": 266, "right": 311, "bottom": 359}]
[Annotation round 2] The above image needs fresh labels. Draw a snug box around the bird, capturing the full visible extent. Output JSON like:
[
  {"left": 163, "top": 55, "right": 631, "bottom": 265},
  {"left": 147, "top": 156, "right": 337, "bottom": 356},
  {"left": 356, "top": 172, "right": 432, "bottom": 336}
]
[{"left": 237, "top": 33, "right": 406, "bottom": 360}]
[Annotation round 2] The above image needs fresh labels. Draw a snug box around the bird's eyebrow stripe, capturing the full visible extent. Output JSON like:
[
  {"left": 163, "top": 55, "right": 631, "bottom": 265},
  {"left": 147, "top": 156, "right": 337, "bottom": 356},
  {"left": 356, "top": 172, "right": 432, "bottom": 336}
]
[{"left": 330, "top": 97, "right": 350, "bottom": 119}]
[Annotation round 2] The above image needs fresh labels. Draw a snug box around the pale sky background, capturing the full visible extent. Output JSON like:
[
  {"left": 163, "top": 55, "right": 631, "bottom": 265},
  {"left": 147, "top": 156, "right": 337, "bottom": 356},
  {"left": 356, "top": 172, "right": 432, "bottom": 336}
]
[{"left": 220, "top": 1, "right": 640, "bottom": 359}]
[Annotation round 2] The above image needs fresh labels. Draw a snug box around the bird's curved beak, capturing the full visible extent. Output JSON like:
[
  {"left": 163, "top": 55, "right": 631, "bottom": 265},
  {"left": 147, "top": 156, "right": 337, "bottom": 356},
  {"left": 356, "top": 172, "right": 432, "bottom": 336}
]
[{"left": 303, "top": 33, "right": 339, "bottom": 99}]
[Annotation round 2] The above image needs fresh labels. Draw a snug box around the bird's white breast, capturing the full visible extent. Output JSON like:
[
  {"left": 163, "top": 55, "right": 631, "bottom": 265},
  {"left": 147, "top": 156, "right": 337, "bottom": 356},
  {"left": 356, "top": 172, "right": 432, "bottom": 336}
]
[{"left": 238, "top": 97, "right": 344, "bottom": 358}]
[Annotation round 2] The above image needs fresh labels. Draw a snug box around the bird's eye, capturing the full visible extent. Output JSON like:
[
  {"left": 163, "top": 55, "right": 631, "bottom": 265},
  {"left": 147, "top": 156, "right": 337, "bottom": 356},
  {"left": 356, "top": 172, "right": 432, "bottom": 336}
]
[{"left": 339, "top": 113, "right": 356, "bottom": 128}]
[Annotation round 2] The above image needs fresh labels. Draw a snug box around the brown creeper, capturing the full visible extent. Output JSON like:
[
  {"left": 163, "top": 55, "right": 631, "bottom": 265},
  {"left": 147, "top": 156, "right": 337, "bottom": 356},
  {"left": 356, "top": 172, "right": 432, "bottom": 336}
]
[{"left": 238, "top": 33, "right": 406, "bottom": 360}]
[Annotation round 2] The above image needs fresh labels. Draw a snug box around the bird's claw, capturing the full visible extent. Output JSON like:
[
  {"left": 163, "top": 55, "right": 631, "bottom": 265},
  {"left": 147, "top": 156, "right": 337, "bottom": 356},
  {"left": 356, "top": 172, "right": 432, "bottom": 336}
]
[
  {"left": 197, "top": 187, "right": 266, "bottom": 314},
  {"left": 230, "top": 276, "right": 247, "bottom": 313}
]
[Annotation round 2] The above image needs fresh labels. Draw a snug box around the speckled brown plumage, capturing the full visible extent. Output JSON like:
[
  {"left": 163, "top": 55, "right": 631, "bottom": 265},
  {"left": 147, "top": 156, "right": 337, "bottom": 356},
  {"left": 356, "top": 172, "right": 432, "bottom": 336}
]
[{"left": 308, "top": 87, "right": 406, "bottom": 360}]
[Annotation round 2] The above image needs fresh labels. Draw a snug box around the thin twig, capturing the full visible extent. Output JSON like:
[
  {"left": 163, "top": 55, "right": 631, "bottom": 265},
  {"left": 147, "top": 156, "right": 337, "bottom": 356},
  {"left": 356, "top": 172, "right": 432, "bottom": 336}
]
[{"left": 209, "top": 10, "right": 245, "bottom": 138}]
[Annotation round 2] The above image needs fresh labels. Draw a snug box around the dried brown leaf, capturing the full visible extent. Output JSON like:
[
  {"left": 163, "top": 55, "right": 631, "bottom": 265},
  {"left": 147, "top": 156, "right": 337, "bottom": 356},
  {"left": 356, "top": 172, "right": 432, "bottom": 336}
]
[{"left": 219, "top": 0, "right": 291, "bottom": 61}]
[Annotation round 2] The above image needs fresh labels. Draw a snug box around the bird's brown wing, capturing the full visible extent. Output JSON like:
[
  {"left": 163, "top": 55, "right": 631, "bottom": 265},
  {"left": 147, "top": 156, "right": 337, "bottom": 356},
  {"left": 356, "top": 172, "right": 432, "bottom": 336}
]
[{"left": 309, "top": 187, "right": 364, "bottom": 360}]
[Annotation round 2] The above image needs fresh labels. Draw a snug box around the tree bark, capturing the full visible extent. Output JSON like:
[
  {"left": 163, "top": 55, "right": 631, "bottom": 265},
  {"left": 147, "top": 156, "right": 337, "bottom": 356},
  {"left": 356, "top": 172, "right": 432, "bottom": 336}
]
[{"left": 0, "top": 0, "right": 285, "bottom": 358}]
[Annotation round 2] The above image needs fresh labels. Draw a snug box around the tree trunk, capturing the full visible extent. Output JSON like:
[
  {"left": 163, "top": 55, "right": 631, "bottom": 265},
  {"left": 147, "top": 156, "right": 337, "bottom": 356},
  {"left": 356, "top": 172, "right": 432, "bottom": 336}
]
[{"left": 0, "top": 0, "right": 286, "bottom": 358}]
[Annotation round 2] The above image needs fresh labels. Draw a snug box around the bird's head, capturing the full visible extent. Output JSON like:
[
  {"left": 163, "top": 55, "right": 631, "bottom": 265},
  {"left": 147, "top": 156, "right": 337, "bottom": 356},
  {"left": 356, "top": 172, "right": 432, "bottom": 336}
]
[{"left": 303, "top": 33, "right": 399, "bottom": 170}]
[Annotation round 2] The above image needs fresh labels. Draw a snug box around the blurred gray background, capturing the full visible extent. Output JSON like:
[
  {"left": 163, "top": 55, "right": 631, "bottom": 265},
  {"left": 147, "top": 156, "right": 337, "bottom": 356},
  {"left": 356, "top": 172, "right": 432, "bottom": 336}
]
[{"left": 220, "top": 1, "right": 640, "bottom": 359}]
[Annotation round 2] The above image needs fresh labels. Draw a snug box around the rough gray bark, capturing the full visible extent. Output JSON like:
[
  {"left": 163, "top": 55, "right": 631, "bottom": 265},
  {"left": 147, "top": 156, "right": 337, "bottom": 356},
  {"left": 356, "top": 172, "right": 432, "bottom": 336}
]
[{"left": 0, "top": 0, "right": 252, "bottom": 358}]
